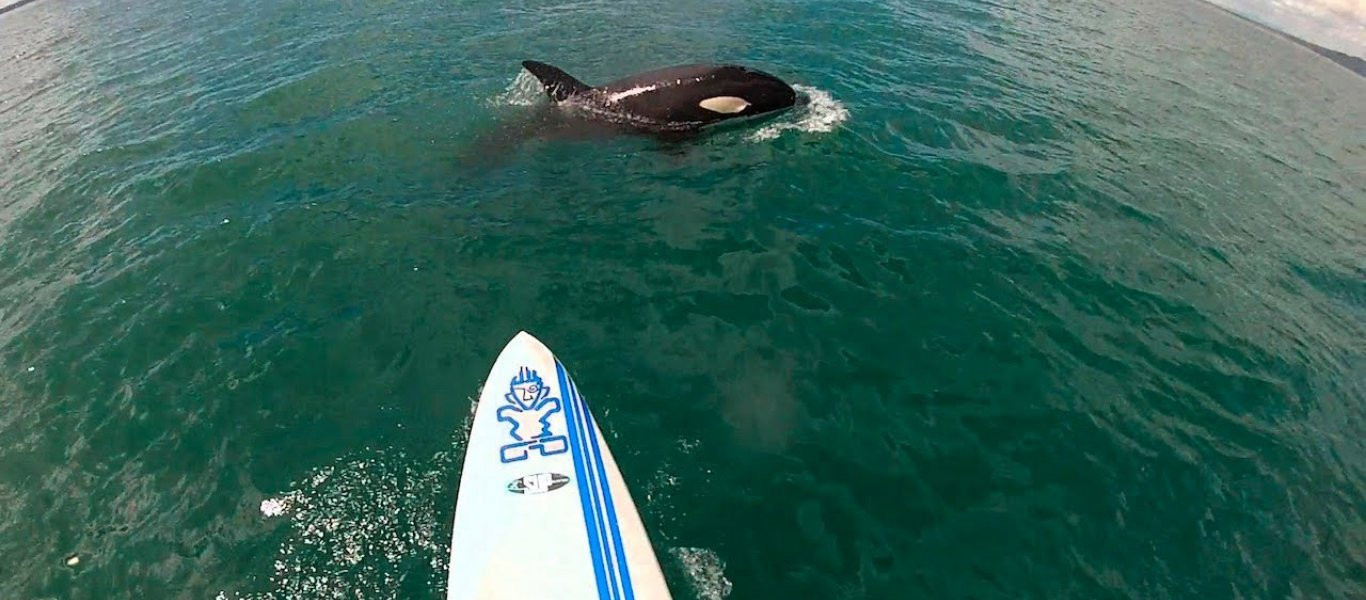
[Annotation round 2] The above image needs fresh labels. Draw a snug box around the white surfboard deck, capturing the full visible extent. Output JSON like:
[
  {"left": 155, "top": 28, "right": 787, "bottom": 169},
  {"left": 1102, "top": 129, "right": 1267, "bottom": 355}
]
[{"left": 446, "top": 331, "right": 672, "bottom": 600}]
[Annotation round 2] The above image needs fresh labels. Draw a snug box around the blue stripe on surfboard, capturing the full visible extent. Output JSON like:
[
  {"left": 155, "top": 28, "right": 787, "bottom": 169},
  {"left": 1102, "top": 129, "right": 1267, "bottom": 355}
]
[
  {"left": 556, "top": 361, "right": 612, "bottom": 600},
  {"left": 567, "top": 372, "right": 624, "bottom": 600},
  {"left": 571, "top": 376, "right": 637, "bottom": 600}
]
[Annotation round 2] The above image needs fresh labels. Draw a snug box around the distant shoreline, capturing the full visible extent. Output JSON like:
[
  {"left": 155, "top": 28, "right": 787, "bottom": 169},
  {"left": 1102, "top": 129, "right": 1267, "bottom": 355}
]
[
  {"left": 1203, "top": 1, "right": 1366, "bottom": 78},
  {"left": 0, "top": 0, "right": 44, "bottom": 17}
]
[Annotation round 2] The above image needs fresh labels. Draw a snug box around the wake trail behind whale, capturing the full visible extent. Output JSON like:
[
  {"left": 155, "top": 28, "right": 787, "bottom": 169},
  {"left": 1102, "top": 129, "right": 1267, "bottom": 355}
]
[{"left": 492, "top": 70, "right": 544, "bottom": 107}]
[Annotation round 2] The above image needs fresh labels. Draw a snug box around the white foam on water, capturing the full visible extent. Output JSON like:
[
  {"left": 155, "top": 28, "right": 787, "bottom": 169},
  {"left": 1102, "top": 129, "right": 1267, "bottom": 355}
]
[
  {"left": 236, "top": 451, "right": 449, "bottom": 598},
  {"left": 750, "top": 84, "right": 849, "bottom": 141},
  {"left": 259, "top": 497, "right": 288, "bottom": 518},
  {"left": 491, "top": 70, "right": 545, "bottom": 107},
  {"left": 670, "top": 547, "right": 733, "bottom": 600},
  {"left": 218, "top": 398, "right": 482, "bottom": 599}
]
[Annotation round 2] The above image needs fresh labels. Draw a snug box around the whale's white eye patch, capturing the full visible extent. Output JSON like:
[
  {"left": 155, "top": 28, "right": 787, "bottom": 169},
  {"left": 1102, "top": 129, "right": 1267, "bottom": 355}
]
[{"left": 698, "top": 96, "right": 750, "bottom": 114}]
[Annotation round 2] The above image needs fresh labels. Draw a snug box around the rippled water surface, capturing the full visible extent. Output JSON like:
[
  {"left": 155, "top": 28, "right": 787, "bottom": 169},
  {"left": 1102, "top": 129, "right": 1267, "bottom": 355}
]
[{"left": 2, "top": 0, "right": 1363, "bottom": 598}]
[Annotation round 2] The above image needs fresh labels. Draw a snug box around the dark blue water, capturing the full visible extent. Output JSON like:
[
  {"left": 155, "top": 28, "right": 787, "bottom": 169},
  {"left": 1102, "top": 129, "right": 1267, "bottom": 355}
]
[{"left": 1, "top": 0, "right": 1363, "bottom": 598}]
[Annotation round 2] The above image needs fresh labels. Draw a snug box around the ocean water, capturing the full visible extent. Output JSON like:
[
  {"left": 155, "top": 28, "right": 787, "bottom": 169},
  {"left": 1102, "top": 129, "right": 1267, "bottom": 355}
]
[{"left": 1, "top": 0, "right": 1363, "bottom": 598}]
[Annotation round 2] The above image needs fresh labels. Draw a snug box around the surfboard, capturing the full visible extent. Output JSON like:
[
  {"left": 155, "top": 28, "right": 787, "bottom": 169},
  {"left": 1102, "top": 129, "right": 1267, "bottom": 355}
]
[{"left": 446, "top": 331, "right": 673, "bottom": 600}]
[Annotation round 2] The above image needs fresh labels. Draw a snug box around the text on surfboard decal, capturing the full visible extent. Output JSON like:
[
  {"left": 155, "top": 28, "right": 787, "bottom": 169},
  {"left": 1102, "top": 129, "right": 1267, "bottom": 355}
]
[
  {"left": 507, "top": 472, "right": 571, "bottom": 494},
  {"left": 496, "top": 367, "right": 570, "bottom": 463}
]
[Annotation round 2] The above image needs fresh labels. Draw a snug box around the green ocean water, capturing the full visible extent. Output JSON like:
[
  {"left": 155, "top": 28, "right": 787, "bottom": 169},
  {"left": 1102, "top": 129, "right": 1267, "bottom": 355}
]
[{"left": 2, "top": 0, "right": 1364, "bottom": 597}]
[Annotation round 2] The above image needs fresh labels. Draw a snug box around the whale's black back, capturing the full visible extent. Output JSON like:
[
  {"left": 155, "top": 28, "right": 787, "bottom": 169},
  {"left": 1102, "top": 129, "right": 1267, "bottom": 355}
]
[
  {"left": 595, "top": 64, "right": 742, "bottom": 92},
  {"left": 592, "top": 65, "right": 796, "bottom": 129}
]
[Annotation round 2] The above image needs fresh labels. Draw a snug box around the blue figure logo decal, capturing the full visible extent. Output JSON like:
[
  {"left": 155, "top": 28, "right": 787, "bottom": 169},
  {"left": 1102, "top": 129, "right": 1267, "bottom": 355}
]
[{"left": 496, "top": 367, "right": 569, "bottom": 463}]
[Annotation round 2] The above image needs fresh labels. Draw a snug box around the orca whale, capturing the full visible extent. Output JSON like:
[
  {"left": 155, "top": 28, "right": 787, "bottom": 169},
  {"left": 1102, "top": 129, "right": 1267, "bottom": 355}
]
[{"left": 521, "top": 60, "right": 798, "bottom": 134}]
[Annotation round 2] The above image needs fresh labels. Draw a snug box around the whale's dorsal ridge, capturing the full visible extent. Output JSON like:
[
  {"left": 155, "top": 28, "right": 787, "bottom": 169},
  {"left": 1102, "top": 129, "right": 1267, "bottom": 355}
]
[{"left": 522, "top": 60, "right": 591, "bottom": 102}]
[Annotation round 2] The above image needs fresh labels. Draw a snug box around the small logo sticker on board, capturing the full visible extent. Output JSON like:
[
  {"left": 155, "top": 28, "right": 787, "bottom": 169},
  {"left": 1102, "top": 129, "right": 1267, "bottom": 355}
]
[{"left": 507, "top": 472, "right": 570, "bottom": 495}]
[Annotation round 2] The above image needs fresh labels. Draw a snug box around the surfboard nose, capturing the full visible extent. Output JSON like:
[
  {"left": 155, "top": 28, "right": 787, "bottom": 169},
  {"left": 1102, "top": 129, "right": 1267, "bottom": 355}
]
[{"left": 498, "top": 330, "right": 554, "bottom": 365}]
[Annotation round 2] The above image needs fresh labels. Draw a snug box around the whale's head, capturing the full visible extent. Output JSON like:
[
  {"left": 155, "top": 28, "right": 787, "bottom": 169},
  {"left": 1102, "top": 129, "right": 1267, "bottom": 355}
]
[{"left": 693, "top": 66, "right": 797, "bottom": 119}]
